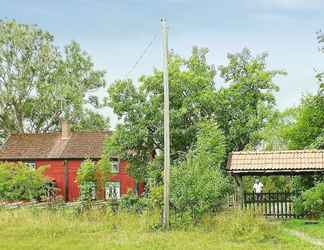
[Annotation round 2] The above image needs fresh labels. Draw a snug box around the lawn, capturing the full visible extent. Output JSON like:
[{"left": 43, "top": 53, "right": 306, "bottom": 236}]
[
  {"left": 284, "top": 219, "right": 324, "bottom": 239},
  {"left": 0, "top": 207, "right": 322, "bottom": 250}
]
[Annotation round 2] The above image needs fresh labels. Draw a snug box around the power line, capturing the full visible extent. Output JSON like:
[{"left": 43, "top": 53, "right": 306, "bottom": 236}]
[{"left": 124, "top": 32, "right": 159, "bottom": 79}]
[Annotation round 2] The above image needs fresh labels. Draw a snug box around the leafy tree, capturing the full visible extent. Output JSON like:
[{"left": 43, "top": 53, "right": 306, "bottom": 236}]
[
  {"left": 0, "top": 20, "right": 106, "bottom": 141},
  {"left": 257, "top": 110, "right": 296, "bottom": 151},
  {"left": 282, "top": 93, "right": 324, "bottom": 149},
  {"left": 215, "top": 48, "right": 286, "bottom": 152},
  {"left": 170, "top": 124, "right": 229, "bottom": 222},
  {"left": 106, "top": 47, "right": 217, "bottom": 180},
  {"left": 194, "top": 121, "right": 226, "bottom": 168},
  {"left": 71, "top": 109, "right": 110, "bottom": 132}
]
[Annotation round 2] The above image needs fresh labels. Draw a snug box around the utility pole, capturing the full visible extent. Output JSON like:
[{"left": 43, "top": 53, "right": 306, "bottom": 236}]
[{"left": 161, "top": 18, "right": 170, "bottom": 230}]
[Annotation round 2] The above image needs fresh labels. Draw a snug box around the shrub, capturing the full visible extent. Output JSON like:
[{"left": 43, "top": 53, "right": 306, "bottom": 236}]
[
  {"left": 0, "top": 162, "right": 47, "bottom": 201},
  {"left": 77, "top": 159, "right": 96, "bottom": 204},
  {"left": 170, "top": 151, "right": 230, "bottom": 223},
  {"left": 119, "top": 190, "right": 147, "bottom": 213},
  {"left": 77, "top": 159, "right": 96, "bottom": 184},
  {"left": 294, "top": 183, "right": 324, "bottom": 218}
]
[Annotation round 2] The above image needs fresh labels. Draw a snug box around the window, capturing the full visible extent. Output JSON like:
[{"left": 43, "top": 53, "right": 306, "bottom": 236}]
[
  {"left": 105, "top": 182, "right": 120, "bottom": 199},
  {"left": 25, "top": 161, "right": 36, "bottom": 170},
  {"left": 111, "top": 159, "right": 119, "bottom": 173}
]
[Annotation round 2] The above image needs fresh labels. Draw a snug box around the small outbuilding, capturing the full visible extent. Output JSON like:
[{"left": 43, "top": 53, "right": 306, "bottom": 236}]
[{"left": 227, "top": 150, "right": 324, "bottom": 217}]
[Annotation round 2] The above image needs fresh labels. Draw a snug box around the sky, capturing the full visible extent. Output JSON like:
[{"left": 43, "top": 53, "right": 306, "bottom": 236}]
[{"left": 1, "top": 0, "right": 323, "bottom": 126}]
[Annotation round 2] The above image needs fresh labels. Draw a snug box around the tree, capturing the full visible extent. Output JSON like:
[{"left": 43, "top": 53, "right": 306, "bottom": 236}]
[
  {"left": 170, "top": 123, "right": 229, "bottom": 222},
  {"left": 71, "top": 109, "right": 110, "bottom": 132},
  {"left": 0, "top": 20, "right": 107, "bottom": 141},
  {"left": 106, "top": 47, "right": 217, "bottom": 180},
  {"left": 215, "top": 48, "right": 286, "bottom": 152},
  {"left": 282, "top": 93, "right": 324, "bottom": 150}
]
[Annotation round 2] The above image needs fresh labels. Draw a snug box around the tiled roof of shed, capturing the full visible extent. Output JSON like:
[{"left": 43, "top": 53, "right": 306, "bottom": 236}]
[
  {"left": 228, "top": 150, "right": 324, "bottom": 173},
  {"left": 0, "top": 132, "right": 111, "bottom": 160}
]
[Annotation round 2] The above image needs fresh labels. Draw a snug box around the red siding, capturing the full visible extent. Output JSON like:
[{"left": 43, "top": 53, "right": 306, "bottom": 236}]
[
  {"left": 110, "top": 160, "right": 136, "bottom": 195},
  {"left": 67, "top": 160, "right": 81, "bottom": 201},
  {"left": 36, "top": 160, "right": 65, "bottom": 198},
  {"left": 35, "top": 159, "right": 142, "bottom": 201}
]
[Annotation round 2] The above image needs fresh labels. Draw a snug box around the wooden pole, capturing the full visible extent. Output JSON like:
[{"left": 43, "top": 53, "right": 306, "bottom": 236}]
[
  {"left": 161, "top": 18, "right": 170, "bottom": 230},
  {"left": 235, "top": 175, "right": 244, "bottom": 208}
]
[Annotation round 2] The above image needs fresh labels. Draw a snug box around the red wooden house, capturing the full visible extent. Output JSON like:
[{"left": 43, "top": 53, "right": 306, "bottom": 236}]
[{"left": 0, "top": 121, "right": 143, "bottom": 201}]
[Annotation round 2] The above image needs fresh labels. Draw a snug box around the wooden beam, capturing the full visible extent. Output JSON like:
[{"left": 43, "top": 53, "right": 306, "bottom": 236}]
[
  {"left": 64, "top": 160, "right": 69, "bottom": 202},
  {"left": 234, "top": 175, "right": 244, "bottom": 208}
]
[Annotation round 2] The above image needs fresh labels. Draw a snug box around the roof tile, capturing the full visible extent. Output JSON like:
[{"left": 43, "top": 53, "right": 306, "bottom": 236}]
[
  {"left": 228, "top": 150, "right": 324, "bottom": 173},
  {"left": 0, "top": 131, "right": 111, "bottom": 160}
]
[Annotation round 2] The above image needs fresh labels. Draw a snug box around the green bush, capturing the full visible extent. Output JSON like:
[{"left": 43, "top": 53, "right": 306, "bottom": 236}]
[
  {"left": 0, "top": 162, "right": 47, "bottom": 201},
  {"left": 119, "top": 190, "right": 148, "bottom": 213},
  {"left": 170, "top": 151, "right": 230, "bottom": 223},
  {"left": 77, "top": 159, "right": 96, "bottom": 185},
  {"left": 294, "top": 183, "right": 324, "bottom": 218},
  {"left": 77, "top": 160, "right": 96, "bottom": 204}
]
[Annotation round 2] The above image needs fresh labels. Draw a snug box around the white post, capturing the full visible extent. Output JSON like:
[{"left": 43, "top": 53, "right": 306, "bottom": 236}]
[{"left": 161, "top": 18, "right": 170, "bottom": 230}]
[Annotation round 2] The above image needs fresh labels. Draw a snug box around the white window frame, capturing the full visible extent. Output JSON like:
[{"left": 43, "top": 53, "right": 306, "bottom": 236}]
[
  {"left": 111, "top": 158, "right": 120, "bottom": 174},
  {"left": 105, "top": 182, "right": 120, "bottom": 199}
]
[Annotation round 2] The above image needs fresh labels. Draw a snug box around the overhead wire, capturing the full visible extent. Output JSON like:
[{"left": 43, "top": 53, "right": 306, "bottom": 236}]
[{"left": 124, "top": 32, "right": 160, "bottom": 79}]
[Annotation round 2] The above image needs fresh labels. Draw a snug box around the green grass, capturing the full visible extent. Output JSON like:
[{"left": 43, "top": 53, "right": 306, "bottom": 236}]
[
  {"left": 284, "top": 219, "right": 324, "bottom": 239},
  {"left": 0, "top": 207, "right": 321, "bottom": 250}
]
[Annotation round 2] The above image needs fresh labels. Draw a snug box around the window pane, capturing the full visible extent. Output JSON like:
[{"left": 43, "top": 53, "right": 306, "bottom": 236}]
[
  {"left": 105, "top": 182, "right": 120, "bottom": 199},
  {"left": 111, "top": 160, "right": 119, "bottom": 173}
]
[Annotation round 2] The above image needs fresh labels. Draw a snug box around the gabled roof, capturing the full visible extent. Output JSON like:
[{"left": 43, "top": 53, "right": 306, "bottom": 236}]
[
  {"left": 228, "top": 150, "right": 324, "bottom": 175},
  {"left": 0, "top": 132, "right": 111, "bottom": 160}
]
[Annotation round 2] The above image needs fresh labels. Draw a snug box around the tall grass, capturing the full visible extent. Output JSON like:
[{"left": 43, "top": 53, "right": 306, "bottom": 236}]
[{"left": 0, "top": 207, "right": 319, "bottom": 250}]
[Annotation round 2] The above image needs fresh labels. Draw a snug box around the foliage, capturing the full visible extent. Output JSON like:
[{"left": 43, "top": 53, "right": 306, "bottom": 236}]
[
  {"left": 78, "top": 182, "right": 96, "bottom": 205},
  {"left": 119, "top": 190, "right": 148, "bottom": 213},
  {"left": 77, "top": 159, "right": 96, "bottom": 203},
  {"left": 77, "top": 159, "right": 96, "bottom": 185},
  {"left": 0, "top": 20, "right": 107, "bottom": 142},
  {"left": 215, "top": 48, "right": 286, "bottom": 152},
  {"left": 0, "top": 162, "right": 47, "bottom": 201},
  {"left": 106, "top": 47, "right": 217, "bottom": 180},
  {"left": 71, "top": 109, "right": 110, "bottom": 132},
  {"left": 282, "top": 94, "right": 324, "bottom": 150},
  {"left": 146, "top": 184, "right": 164, "bottom": 209},
  {"left": 294, "top": 183, "right": 324, "bottom": 218},
  {"left": 244, "top": 176, "right": 293, "bottom": 193},
  {"left": 170, "top": 151, "right": 230, "bottom": 222},
  {"left": 194, "top": 121, "right": 226, "bottom": 168},
  {"left": 105, "top": 47, "right": 285, "bottom": 184},
  {"left": 257, "top": 110, "right": 294, "bottom": 151}
]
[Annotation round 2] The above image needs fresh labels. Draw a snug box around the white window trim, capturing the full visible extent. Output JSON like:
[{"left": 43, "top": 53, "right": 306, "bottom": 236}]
[
  {"left": 111, "top": 159, "right": 120, "bottom": 174},
  {"left": 105, "top": 181, "right": 121, "bottom": 199}
]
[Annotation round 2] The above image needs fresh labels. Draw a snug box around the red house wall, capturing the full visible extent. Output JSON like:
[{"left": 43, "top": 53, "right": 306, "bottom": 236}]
[
  {"left": 36, "top": 159, "right": 142, "bottom": 201},
  {"left": 36, "top": 160, "right": 65, "bottom": 198}
]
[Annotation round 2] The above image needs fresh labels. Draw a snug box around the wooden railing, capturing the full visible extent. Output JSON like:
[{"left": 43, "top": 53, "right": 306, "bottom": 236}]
[{"left": 243, "top": 192, "right": 301, "bottom": 219}]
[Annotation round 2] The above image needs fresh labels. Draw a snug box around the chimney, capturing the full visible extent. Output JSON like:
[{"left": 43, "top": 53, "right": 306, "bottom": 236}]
[{"left": 61, "top": 119, "right": 71, "bottom": 139}]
